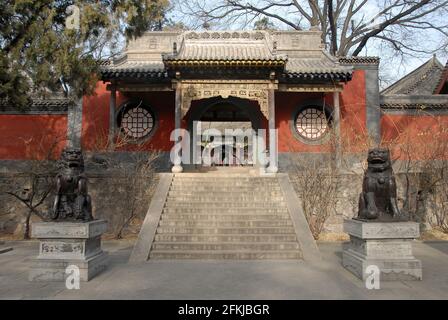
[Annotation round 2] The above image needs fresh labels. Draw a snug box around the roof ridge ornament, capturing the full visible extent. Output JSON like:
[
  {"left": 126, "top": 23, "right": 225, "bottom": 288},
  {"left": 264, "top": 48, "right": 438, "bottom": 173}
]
[
  {"left": 338, "top": 56, "right": 380, "bottom": 65},
  {"left": 184, "top": 31, "right": 266, "bottom": 40},
  {"left": 173, "top": 42, "right": 177, "bottom": 54}
]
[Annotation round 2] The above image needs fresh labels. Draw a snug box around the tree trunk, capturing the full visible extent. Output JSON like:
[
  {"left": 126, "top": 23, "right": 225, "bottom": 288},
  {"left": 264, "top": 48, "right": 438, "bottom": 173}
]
[
  {"left": 327, "top": 0, "right": 338, "bottom": 55},
  {"left": 24, "top": 210, "right": 32, "bottom": 240}
]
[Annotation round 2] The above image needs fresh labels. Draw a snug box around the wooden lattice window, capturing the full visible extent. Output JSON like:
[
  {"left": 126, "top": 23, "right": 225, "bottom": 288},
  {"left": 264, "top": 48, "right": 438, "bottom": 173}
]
[
  {"left": 295, "top": 106, "right": 329, "bottom": 140},
  {"left": 118, "top": 102, "right": 155, "bottom": 139}
]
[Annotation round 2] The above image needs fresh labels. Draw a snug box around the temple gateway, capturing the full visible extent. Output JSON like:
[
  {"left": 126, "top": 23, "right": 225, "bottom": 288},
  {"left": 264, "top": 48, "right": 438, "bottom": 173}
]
[
  {"left": 1, "top": 29, "right": 447, "bottom": 260},
  {"left": 98, "top": 29, "right": 363, "bottom": 172}
]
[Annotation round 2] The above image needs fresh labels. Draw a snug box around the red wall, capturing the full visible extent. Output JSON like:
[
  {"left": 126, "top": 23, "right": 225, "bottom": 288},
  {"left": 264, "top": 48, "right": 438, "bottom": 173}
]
[
  {"left": 3, "top": 71, "right": 446, "bottom": 161},
  {"left": 81, "top": 82, "right": 175, "bottom": 152},
  {"left": 2, "top": 70, "right": 447, "bottom": 161},
  {"left": 276, "top": 92, "right": 332, "bottom": 152},
  {"left": 82, "top": 81, "right": 126, "bottom": 151},
  {"left": 381, "top": 113, "right": 448, "bottom": 160},
  {"left": 0, "top": 114, "right": 67, "bottom": 160},
  {"left": 340, "top": 69, "right": 367, "bottom": 152},
  {"left": 84, "top": 73, "right": 369, "bottom": 155},
  {"left": 277, "top": 69, "right": 367, "bottom": 153}
]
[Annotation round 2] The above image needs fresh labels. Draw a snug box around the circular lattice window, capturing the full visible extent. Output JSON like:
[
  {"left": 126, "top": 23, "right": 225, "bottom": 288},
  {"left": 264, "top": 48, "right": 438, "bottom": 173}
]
[
  {"left": 295, "top": 107, "right": 329, "bottom": 140},
  {"left": 119, "top": 104, "right": 155, "bottom": 139}
]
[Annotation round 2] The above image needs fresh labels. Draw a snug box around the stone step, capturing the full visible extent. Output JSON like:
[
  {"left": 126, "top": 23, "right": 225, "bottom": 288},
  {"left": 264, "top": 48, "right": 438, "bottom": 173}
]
[
  {"left": 172, "top": 178, "right": 279, "bottom": 182},
  {"left": 170, "top": 188, "right": 283, "bottom": 193},
  {"left": 161, "top": 213, "right": 291, "bottom": 221},
  {"left": 166, "top": 195, "right": 285, "bottom": 202},
  {"left": 158, "top": 220, "right": 294, "bottom": 228},
  {"left": 152, "top": 242, "right": 300, "bottom": 251},
  {"left": 171, "top": 183, "right": 281, "bottom": 188},
  {"left": 173, "top": 177, "right": 279, "bottom": 181},
  {"left": 150, "top": 250, "right": 302, "bottom": 260},
  {"left": 168, "top": 190, "right": 284, "bottom": 197},
  {"left": 163, "top": 201, "right": 287, "bottom": 208},
  {"left": 174, "top": 171, "right": 255, "bottom": 177},
  {"left": 154, "top": 234, "right": 298, "bottom": 242},
  {"left": 146, "top": 174, "right": 302, "bottom": 260},
  {"left": 162, "top": 207, "right": 289, "bottom": 214},
  {"left": 169, "top": 187, "right": 282, "bottom": 191},
  {"left": 156, "top": 226, "right": 296, "bottom": 234}
]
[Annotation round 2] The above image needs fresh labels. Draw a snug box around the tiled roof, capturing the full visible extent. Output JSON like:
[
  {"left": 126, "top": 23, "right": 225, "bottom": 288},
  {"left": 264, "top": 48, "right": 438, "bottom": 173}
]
[
  {"left": 380, "top": 95, "right": 448, "bottom": 110},
  {"left": 339, "top": 57, "right": 380, "bottom": 65},
  {"left": 280, "top": 71, "right": 352, "bottom": 82},
  {"left": 286, "top": 57, "right": 351, "bottom": 74},
  {"left": 0, "top": 98, "right": 71, "bottom": 113},
  {"left": 382, "top": 56, "right": 444, "bottom": 95},
  {"left": 381, "top": 102, "right": 448, "bottom": 110},
  {"left": 164, "top": 31, "right": 285, "bottom": 62},
  {"left": 434, "top": 61, "right": 448, "bottom": 94},
  {"left": 100, "top": 61, "right": 168, "bottom": 80},
  {"left": 283, "top": 53, "right": 352, "bottom": 81},
  {"left": 100, "top": 30, "right": 352, "bottom": 82},
  {"left": 166, "top": 42, "right": 284, "bottom": 61}
]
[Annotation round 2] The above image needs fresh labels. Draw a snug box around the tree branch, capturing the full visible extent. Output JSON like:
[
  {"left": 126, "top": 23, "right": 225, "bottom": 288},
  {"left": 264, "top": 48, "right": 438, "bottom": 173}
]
[{"left": 352, "top": 0, "right": 432, "bottom": 56}]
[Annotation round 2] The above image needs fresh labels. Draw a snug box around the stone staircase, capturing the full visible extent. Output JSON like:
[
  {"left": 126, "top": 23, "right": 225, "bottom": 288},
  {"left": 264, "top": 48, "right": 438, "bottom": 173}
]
[{"left": 149, "top": 173, "right": 302, "bottom": 259}]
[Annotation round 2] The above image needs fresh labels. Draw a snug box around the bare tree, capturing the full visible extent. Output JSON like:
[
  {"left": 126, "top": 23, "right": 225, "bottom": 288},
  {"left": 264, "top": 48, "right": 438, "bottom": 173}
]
[
  {"left": 292, "top": 160, "right": 338, "bottom": 239},
  {"left": 112, "top": 151, "right": 160, "bottom": 239},
  {"left": 386, "top": 112, "right": 448, "bottom": 230},
  {"left": 86, "top": 118, "right": 161, "bottom": 239},
  {"left": 176, "top": 0, "right": 448, "bottom": 57},
  {"left": 5, "top": 134, "right": 63, "bottom": 239}
]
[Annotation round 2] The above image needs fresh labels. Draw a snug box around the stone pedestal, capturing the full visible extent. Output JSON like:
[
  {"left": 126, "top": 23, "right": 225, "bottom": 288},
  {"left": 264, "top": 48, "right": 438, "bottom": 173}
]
[
  {"left": 29, "top": 220, "right": 108, "bottom": 282},
  {"left": 342, "top": 219, "right": 422, "bottom": 281}
]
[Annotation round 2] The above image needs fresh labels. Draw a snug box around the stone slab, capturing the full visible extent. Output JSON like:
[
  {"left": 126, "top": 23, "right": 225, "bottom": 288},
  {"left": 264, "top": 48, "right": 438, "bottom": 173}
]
[
  {"left": 29, "top": 251, "right": 108, "bottom": 282},
  {"left": 344, "top": 219, "right": 420, "bottom": 239},
  {"left": 347, "top": 237, "right": 414, "bottom": 259},
  {"left": 32, "top": 220, "right": 108, "bottom": 239},
  {"left": 38, "top": 237, "right": 102, "bottom": 260}
]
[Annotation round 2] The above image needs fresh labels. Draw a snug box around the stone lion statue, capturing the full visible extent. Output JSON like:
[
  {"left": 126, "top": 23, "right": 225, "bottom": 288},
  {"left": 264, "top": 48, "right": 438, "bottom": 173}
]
[
  {"left": 357, "top": 148, "right": 405, "bottom": 221},
  {"left": 50, "top": 147, "right": 93, "bottom": 222}
]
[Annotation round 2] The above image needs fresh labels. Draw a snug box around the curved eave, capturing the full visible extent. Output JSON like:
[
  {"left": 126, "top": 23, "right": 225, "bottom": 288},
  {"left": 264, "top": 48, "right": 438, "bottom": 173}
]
[
  {"left": 0, "top": 98, "right": 71, "bottom": 114},
  {"left": 281, "top": 72, "right": 352, "bottom": 83},
  {"left": 163, "top": 59, "right": 286, "bottom": 68},
  {"left": 100, "top": 69, "right": 169, "bottom": 81},
  {"left": 381, "top": 103, "right": 448, "bottom": 110}
]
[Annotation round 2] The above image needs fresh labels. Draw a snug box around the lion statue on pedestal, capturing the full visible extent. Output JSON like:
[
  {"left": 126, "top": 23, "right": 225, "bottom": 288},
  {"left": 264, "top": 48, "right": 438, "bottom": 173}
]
[
  {"left": 50, "top": 147, "right": 93, "bottom": 222},
  {"left": 357, "top": 148, "right": 406, "bottom": 221}
]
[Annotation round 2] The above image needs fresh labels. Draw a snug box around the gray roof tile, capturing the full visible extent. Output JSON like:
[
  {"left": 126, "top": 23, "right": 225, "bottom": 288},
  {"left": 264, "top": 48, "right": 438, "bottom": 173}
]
[
  {"left": 167, "top": 42, "right": 284, "bottom": 61},
  {"left": 0, "top": 98, "right": 71, "bottom": 114},
  {"left": 380, "top": 94, "right": 448, "bottom": 110},
  {"left": 100, "top": 30, "right": 352, "bottom": 81},
  {"left": 286, "top": 58, "right": 351, "bottom": 74},
  {"left": 382, "top": 56, "right": 444, "bottom": 95}
]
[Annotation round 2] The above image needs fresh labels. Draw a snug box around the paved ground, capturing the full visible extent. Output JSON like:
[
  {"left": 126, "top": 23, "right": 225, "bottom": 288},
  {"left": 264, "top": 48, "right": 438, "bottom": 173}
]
[{"left": 0, "top": 240, "right": 447, "bottom": 299}]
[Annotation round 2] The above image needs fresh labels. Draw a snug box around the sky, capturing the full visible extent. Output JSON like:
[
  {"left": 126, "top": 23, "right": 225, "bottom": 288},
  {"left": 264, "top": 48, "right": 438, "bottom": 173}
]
[{"left": 167, "top": 0, "right": 448, "bottom": 89}]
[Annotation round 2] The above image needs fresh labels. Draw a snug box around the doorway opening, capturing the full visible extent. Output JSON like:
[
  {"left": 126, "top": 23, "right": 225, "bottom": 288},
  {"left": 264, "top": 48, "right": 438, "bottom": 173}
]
[{"left": 188, "top": 97, "right": 262, "bottom": 168}]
